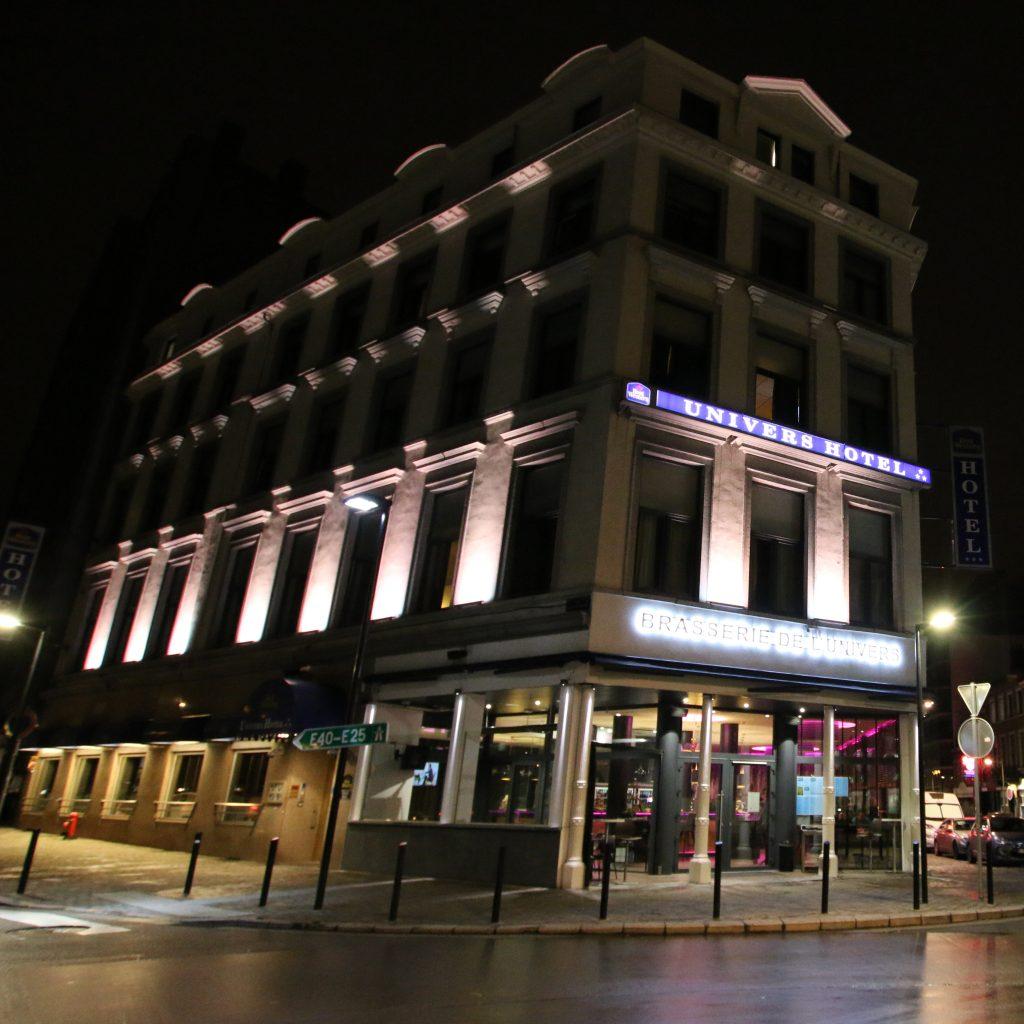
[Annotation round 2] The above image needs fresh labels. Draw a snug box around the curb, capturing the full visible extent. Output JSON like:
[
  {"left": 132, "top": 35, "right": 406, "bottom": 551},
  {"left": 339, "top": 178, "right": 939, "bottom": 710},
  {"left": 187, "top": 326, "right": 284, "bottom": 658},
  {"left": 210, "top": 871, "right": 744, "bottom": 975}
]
[{"left": 191, "top": 903, "right": 1024, "bottom": 938}]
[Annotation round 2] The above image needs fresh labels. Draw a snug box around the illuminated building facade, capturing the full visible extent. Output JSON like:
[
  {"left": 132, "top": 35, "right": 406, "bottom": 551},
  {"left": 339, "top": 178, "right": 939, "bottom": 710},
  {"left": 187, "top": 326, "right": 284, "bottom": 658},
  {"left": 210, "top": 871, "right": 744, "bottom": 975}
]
[{"left": 20, "top": 41, "right": 930, "bottom": 883}]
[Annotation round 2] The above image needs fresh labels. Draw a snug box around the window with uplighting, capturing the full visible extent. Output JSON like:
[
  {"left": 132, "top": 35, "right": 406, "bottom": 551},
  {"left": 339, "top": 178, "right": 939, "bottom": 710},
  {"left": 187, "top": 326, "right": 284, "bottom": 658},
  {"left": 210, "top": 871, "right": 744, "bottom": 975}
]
[
  {"left": 502, "top": 459, "right": 564, "bottom": 599},
  {"left": 73, "top": 582, "right": 107, "bottom": 669},
  {"left": 411, "top": 486, "right": 468, "bottom": 613},
  {"left": 104, "top": 568, "right": 147, "bottom": 665},
  {"left": 748, "top": 484, "right": 806, "bottom": 618},
  {"left": 848, "top": 507, "right": 894, "bottom": 629},
  {"left": 333, "top": 508, "right": 386, "bottom": 628},
  {"left": 266, "top": 526, "right": 319, "bottom": 638},
  {"left": 208, "top": 540, "right": 257, "bottom": 648},
  {"left": 146, "top": 556, "right": 191, "bottom": 659}
]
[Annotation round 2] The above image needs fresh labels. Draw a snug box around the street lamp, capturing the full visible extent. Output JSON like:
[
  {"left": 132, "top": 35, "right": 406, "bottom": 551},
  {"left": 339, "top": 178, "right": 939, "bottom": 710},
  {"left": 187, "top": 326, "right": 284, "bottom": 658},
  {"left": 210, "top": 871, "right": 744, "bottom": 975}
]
[
  {"left": 0, "top": 615, "right": 47, "bottom": 815},
  {"left": 915, "top": 607, "right": 956, "bottom": 904},
  {"left": 314, "top": 492, "right": 389, "bottom": 910}
]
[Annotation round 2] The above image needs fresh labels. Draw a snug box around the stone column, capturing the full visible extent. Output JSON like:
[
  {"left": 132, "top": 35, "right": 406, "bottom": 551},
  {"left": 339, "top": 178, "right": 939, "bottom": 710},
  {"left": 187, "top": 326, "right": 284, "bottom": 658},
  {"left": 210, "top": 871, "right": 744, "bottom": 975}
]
[
  {"left": 773, "top": 713, "right": 800, "bottom": 869},
  {"left": 439, "top": 693, "right": 486, "bottom": 823},
  {"left": 236, "top": 512, "right": 286, "bottom": 642},
  {"left": 653, "top": 692, "right": 684, "bottom": 875},
  {"left": 546, "top": 683, "right": 576, "bottom": 828},
  {"left": 819, "top": 705, "right": 840, "bottom": 873},
  {"left": 123, "top": 547, "right": 169, "bottom": 663},
  {"left": 82, "top": 554, "right": 128, "bottom": 669},
  {"left": 705, "top": 442, "right": 747, "bottom": 605},
  {"left": 167, "top": 512, "right": 223, "bottom": 655},
  {"left": 559, "top": 686, "right": 595, "bottom": 890},
  {"left": 689, "top": 694, "right": 715, "bottom": 884},
  {"left": 899, "top": 712, "right": 919, "bottom": 873}
]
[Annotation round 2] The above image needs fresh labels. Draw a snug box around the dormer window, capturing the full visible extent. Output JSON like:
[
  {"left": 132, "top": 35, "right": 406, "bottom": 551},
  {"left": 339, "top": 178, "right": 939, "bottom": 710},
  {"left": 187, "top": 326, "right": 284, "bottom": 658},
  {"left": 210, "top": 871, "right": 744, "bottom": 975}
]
[
  {"left": 421, "top": 186, "right": 443, "bottom": 215},
  {"left": 756, "top": 129, "right": 781, "bottom": 168},
  {"left": 679, "top": 88, "right": 719, "bottom": 139},
  {"left": 849, "top": 174, "right": 880, "bottom": 217},
  {"left": 791, "top": 145, "right": 815, "bottom": 185},
  {"left": 572, "top": 96, "right": 602, "bottom": 132}
]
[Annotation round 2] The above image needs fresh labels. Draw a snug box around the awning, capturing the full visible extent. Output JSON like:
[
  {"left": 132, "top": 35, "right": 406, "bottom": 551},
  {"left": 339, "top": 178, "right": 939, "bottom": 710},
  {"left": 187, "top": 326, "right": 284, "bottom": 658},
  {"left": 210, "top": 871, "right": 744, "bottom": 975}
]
[{"left": 225, "top": 676, "right": 348, "bottom": 739}]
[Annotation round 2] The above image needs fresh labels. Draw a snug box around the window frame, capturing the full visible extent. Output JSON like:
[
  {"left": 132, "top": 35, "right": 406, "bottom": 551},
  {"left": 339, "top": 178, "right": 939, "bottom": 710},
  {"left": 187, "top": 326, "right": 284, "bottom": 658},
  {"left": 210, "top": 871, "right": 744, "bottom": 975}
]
[
  {"left": 839, "top": 240, "right": 891, "bottom": 327},
  {"left": 843, "top": 358, "right": 894, "bottom": 453},
  {"left": 543, "top": 166, "right": 601, "bottom": 263},
  {"left": 459, "top": 212, "right": 511, "bottom": 301},
  {"left": 206, "top": 535, "right": 259, "bottom": 649},
  {"left": 678, "top": 87, "right": 719, "bottom": 139},
  {"left": 265, "top": 520, "right": 321, "bottom": 639},
  {"left": 527, "top": 290, "right": 587, "bottom": 401},
  {"left": 145, "top": 552, "right": 193, "bottom": 659},
  {"left": 442, "top": 329, "right": 493, "bottom": 429},
  {"left": 657, "top": 162, "right": 726, "bottom": 261},
  {"left": 750, "top": 331, "right": 811, "bottom": 430},
  {"left": 844, "top": 498, "right": 900, "bottom": 631},
  {"left": 647, "top": 293, "right": 715, "bottom": 402},
  {"left": 755, "top": 202, "right": 813, "bottom": 296},
  {"left": 408, "top": 478, "right": 471, "bottom": 615},
  {"left": 745, "top": 475, "right": 811, "bottom": 620},
  {"left": 390, "top": 249, "right": 438, "bottom": 331}
]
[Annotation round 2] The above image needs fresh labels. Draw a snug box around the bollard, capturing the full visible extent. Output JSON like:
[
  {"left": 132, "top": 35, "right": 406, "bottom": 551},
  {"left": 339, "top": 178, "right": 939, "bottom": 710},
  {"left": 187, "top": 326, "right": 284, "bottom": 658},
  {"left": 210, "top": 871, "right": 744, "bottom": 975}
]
[
  {"left": 388, "top": 841, "right": 407, "bottom": 922},
  {"left": 259, "top": 836, "right": 280, "bottom": 908},
  {"left": 986, "top": 838, "right": 995, "bottom": 905},
  {"left": 820, "top": 840, "right": 831, "bottom": 915},
  {"left": 911, "top": 840, "right": 920, "bottom": 910},
  {"left": 17, "top": 829, "right": 41, "bottom": 895},
  {"left": 491, "top": 845, "right": 506, "bottom": 924},
  {"left": 712, "top": 840, "right": 723, "bottom": 920},
  {"left": 183, "top": 832, "right": 202, "bottom": 897},
  {"left": 599, "top": 840, "right": 612, "bottom": 920}
]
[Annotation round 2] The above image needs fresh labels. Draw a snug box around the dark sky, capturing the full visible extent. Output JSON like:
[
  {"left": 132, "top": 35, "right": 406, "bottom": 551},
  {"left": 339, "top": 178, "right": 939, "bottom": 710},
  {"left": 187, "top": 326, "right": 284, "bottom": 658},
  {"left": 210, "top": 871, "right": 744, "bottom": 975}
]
[{"left": 6, "top": 3, "right": 1023, "bottom": 596}]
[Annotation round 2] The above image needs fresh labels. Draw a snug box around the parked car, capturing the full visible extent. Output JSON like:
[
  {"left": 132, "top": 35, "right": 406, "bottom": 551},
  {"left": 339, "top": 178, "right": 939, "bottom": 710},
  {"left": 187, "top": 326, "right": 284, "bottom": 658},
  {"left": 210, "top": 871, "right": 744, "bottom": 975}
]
[
  {"left": 968, "top": 815, "right": 1024, "bottom": 866},
  {"left": 924, "top": 792, "right": 965, "bottom": 851},
  {"left": 934, "top": 817, "right": 974, "bottom": 859}
]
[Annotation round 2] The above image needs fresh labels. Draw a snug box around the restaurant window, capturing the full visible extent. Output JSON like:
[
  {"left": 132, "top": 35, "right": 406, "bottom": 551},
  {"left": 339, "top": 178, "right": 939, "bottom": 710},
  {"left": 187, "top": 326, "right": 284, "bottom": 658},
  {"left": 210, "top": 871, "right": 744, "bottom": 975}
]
[
  {"left": 125, "top": 390, "right": 161, "bottom": 455},
  {"left": 634, "top": 456, "right": 702, "bottom": 599},
  {"left": 182, "top": 441, "right": 218, "bottom": 518},
  {"left": 146, "top": 558, "right": 191, "bottom": 658},
  {"left": 461, "top": 215, "right": 509, "bottom": 298},
  {"left": 530, "top": 297, "right": 583, "bottom": 399},
  {"left": 679, "top": 87, "right": 718, "bottom": 138},
  {"left": 73, "top": 583, "right": 107, "bottom": 669},
  {"left": 104, "top": 570, "right": 146, "bottom": 665},
  {"left": 490, "top": 145, "right": 515, "bottom": 179},
  {"left": 269, "top": 313, "right": 310, "bottom": 383},
  {"left": 834, "top": 717, "right": 901, "bottom": 828},
  {"left": 168, "top": 753, "right": 203, "bottom": 802},
  {"left": 168, "top": 370, "right": 202, "bottom": 433},
  {"left": 753, "top": 335, "right": 807, "bottom": 428},
  {"left": 327, "top": 284, "right": 370, "bottom": 360},
  {"left": 473, "top": 710, "right": 555, "bottom": 824},
  {"left": 503, "top": 460, "right": 563, "bottom": 599},
  {"left": 841, "top": 245, "right": 889, "bottom": 325},
  {"left": 749, "top": 484, "right": 805, "bottom": 617},
  {"left": 756, "top": 129, "right": 781, "bottom": 168},
  {"left": 412, "top": 486, "right": 468, "bottom": 613},
  {"left": 649, "top": 298, "right": 711, "bottom": 399},
  {"left": 113, "top": 755, "right": 145, "bottom": 802},
  {"left": 30, "top": 758, "right": 60, "bottom": 810},
  {"left": 661, "top": 170, "right": 722, "bottom": 259},
  {"left": 334, "top": 506, "right": 386, "bottom": 627},
  {"left": 391, "top": 251, "right": 436, "bottom": 329},
  {"left": 303, "top": 394, "right": 345, "bottom": 475},
  {"left": 370, "top": 367, "right": 414, "bottom": 451},
  {"left": 228, "top": 751, "right": 269, "bottom": 803},
  {"left": 846, "top": 364, "right": 891, "bottom": 452},
  {"left": 444, "top": 332, "right": 491, "bottom": 428},
  {"left": 209, "top": 541, "right": 257, "bottom": 648},
  {"left": 848, "top": 173, "right": 880, "bottom": 217},
  {"left": 69, "top": 757, "right": 99, "bottom": 810},
  {"left": 211, "top": 346, "right": 245, "bottom": 415},
  {"left": 572, "top": 96, "right": 602, "bottom": 131},
  {"left": 267, "top": 527, "right": 318, "bottom": 638},
  {"left": 848, "top": 507, "right": 894, "bottom": 629},
  {"left": 246, "top": 416, "right": 285, "bottom": 494},
  {"left": 545, "top": 170, "right": 599, "bottom": 260},
  {"left": 791, "top": 145, "right": 815, "bottom": 185},
  {"left": 757, "top": 206, "right": 811, "bottom": 293}
]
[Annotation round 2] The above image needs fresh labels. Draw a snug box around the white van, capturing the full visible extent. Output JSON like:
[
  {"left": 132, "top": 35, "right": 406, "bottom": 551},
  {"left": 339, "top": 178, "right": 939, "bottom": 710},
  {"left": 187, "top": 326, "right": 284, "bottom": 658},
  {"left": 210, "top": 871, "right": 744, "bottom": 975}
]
[{"left": 924, "top": 791, "right": 965, "bottom": 850}]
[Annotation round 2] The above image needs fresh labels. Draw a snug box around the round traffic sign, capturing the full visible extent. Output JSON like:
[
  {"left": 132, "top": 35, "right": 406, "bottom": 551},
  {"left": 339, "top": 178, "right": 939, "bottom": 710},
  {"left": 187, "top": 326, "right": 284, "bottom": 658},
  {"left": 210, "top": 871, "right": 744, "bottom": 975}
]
[{"left": 957, "top": 717, "right": 995, "bottom": 759}]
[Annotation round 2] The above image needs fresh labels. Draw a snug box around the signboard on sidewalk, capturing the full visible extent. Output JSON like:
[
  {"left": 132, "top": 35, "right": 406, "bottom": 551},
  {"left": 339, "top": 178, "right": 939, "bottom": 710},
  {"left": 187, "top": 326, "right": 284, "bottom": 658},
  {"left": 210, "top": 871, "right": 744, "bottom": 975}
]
[
  {"left": 950, "top": 426, "right": 993, "bottom": 568},
  {"left": 293, "top": 722, "right": 388, "bottom": 751},
  {"left": 0, "top": 522, "right": 45, "bottom": 614}
]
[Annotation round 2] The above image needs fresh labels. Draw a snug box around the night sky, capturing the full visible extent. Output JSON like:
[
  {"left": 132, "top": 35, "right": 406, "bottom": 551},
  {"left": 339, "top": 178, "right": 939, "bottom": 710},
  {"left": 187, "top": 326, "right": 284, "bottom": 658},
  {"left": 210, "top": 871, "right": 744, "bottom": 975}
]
[{"left": 6, "top": 4, "right": 1023, "bottom": 605}]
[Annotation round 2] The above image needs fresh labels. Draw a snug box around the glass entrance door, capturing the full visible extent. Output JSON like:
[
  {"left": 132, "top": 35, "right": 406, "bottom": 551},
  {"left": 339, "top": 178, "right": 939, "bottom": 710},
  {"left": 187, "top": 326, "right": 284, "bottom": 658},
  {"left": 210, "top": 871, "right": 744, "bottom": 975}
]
[{"left": 587, "top": 745, "right": 658, "bottom": 878}]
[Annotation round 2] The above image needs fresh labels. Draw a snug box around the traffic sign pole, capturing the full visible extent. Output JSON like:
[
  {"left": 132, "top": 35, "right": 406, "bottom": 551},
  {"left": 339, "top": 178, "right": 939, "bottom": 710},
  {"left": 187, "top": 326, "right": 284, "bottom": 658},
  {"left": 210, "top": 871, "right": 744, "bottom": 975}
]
[
  {"left": 974, "top": 715, "right": 983, "bottom": 900},
  {"left": 957, "top": 682, "right": 992, "bottom": 903}
]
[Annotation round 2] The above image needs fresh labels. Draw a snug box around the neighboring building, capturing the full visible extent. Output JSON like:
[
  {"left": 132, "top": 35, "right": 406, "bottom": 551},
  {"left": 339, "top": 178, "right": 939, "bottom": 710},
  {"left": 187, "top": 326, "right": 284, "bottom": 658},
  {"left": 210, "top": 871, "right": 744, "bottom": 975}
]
[{"left": 19, "top": 40, "right": 933, "bottom": 884}]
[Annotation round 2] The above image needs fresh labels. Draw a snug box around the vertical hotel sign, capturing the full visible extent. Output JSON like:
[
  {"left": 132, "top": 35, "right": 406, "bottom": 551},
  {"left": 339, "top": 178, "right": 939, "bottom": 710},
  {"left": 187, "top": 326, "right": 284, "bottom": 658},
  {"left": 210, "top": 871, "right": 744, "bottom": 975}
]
[
  {"left": 950, "top": 427, "right": 992, "bottom": 568},
  {"left": 0, "top": 522, "right": 45, "bottom": 613}
]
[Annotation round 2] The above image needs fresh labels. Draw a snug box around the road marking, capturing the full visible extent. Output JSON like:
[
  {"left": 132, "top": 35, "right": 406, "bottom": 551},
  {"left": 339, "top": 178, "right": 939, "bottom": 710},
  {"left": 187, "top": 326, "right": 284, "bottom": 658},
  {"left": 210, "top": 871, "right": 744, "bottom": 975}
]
[{"left": 0, "top": 909, "right": 127, "bottom": 935}]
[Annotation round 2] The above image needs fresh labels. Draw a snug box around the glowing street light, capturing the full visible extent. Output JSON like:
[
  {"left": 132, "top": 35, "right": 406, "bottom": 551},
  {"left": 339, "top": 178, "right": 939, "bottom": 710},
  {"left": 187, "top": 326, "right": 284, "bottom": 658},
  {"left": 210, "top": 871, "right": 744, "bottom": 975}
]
[
  {"left": 0, "top": 612, "right": 24, "bottom": 630},
  {"left": 928, "top": 609, "right": 956, "bottom": 632}
]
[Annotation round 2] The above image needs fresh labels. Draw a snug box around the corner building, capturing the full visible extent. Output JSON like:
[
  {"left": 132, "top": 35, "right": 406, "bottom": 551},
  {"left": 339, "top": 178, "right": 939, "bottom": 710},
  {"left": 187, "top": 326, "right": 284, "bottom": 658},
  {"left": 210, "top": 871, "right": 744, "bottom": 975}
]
[{"left": 22, "top": 40, "right": 931, "bottom": 885}]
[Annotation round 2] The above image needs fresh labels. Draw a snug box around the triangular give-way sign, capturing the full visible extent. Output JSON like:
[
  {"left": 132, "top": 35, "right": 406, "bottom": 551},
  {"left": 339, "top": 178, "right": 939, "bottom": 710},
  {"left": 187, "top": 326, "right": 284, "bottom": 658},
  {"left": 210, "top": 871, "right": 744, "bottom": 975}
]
[{"left": 957, "top": 681, "right": 991, "bottom": 717}]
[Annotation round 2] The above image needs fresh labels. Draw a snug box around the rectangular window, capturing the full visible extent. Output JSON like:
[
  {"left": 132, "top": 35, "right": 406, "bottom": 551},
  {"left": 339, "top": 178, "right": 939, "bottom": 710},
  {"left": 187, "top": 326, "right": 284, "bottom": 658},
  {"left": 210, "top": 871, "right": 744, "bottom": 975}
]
[
  {"left": 756, "top": 129, "right": 781, "bottom": 168},
  {"left": 182, "top": 442, "right": 217, "bottom": 518},
  {"left": 169, "top": 370, "right": 201, "bottom": 433},
  {"left": 504, "top": 460, "right": 563, "bottom": 599},
  {"left": 102, "top": 477, "right": 134, "bottom": 542},
  {"left": 169, "top": 754, "right": 203, "bottom": 802},
  {"left": 104, "top": 571, "right": 146, "bottom": 665},
  {"left": 370, "top": 368, "right": 414, "bottom": 451},
  {"left": 140, "top": 459, "right": 174, "bottom": 533},
  {"left": 270, "top": 313, "right": 310, "bottom": 383},
  {"left": 461, "top": 215, "right": 509, "bottom": 297},
  {"left": 114, "top": 755, "right": 145, "bottom": 801},
  {"left": 572, "top": 96, "right": 602, "bottom": 131},
  {"left": 267, "top": 527, "right": 318, "bottom": 638},
  {"left": 126, "top": 390, "right": 161, "bottom": 454},
  {"left": 71, "top": 757, "right": 99, "bottom": 807},
  {"left": 228, "top": 752, "right": 269, "bottom": 803},
  {"left": 211, "top": 347, "right": 245, "bottom": 414},
  {"left": 444, "top": 333, "right": 491, "bottom": 427},
  {"left": 74, "top": 584, "right": 107, "bottom": 669},
  {"left": 753, "top": 335, "right": 807, "bottom": 428},
  {"left": 490, "top": 145, "right": 515, "bottom": 179},
  {"left": 32, "top": 758, "right": 60, "bottom": 807},
  {"left": 791, "top": 145, "right": 815, "bottom": 185},
  {"left": 848, "top": 507, "right": 894, "bottom": 629},
  {"left": 846, "top": 364, "right": 891, "bottom": 451},
  {"left": 327, "top": 284, "right": 370, "bottom": 360},
  {"left": 661, "top": 171, "right": 722, "bottom": 258},
  {"left": 749, "top": 484, "right": 805, "bottom": 617},
  {"left": 634, "top": 457, "right": 702, "bottom": 599},
  {"left": 303, "top": 394, "right": 345, "bottom": 475},
  {"left": 146, "top": 559, "right": 190, "bottom": 659},
  {"left": 758, "top": 207, "right": 811, "bottom": 293},
  {"left": 210, "top": 542, "right": 257, "bottom": 648},
  {"left": 649, "top": 298, "right": 711, "bottom": 399},
  {"left": 841, "top": 246, "right": 889, "bottom": 325},
  {"left": 679, "top": 88, "right": 719, "bottom": 138},
  {"left": 545, "top": 171, "right": 598, "bottom": 260},
  {"left": 413, "top": 487, "right": 468, "bottom": 613},
  {"left": 334, "top": 508, "right": 385, "bottom": 627},
  {"left": 530, "top": 299, "right": 583, "bottom": 399},
  {"left": 247, "top": 417, "right": 285, "bottom": 494},
  {"left": 391, "top": 251, "right": 436, "bottom": 328},
  {"left": 849, "top": 173, "right": 880, "bottom": 217}
]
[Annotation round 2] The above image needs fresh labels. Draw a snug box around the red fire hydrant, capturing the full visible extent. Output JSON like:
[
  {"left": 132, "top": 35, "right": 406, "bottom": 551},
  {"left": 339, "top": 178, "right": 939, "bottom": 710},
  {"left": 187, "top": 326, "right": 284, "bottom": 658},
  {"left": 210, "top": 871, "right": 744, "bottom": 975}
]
[{"left": 61, "top": 811, "right": 79, "bottom": 839}]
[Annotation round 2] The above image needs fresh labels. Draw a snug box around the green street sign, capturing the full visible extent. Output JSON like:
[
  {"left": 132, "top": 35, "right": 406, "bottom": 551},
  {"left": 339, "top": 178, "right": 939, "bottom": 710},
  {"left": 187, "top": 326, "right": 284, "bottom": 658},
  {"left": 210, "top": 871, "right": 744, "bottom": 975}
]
[{"left": 293, "top": 722, "right": 388, "bottom": 751}]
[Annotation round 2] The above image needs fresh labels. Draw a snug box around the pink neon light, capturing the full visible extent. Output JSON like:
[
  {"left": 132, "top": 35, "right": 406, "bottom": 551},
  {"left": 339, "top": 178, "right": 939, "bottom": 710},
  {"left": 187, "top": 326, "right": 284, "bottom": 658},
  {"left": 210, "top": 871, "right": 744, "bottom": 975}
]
[{"left": 836, "top": 718, "right": 896, "bottom": 753}]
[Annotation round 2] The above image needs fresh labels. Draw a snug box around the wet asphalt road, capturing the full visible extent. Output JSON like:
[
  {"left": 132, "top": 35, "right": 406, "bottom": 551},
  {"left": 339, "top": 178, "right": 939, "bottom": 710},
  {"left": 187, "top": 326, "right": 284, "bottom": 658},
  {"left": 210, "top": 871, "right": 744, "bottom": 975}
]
[{"left": 2, "top": 917, "right": 1022, "bottom": 1024}]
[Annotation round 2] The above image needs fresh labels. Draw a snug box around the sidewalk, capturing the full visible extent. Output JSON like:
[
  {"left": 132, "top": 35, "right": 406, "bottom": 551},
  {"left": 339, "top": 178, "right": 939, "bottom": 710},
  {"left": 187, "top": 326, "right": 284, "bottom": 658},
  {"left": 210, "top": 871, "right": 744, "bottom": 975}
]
[{"left": 2, "top": 827, "right": 1022, "bottom": 936}]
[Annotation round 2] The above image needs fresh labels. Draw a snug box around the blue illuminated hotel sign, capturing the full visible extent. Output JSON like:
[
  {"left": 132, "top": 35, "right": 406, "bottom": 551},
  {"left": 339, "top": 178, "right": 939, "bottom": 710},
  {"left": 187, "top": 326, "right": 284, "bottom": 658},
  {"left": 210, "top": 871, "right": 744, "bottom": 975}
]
[{"left": 624, "top": 382, "right": 931, "bottom": 486}]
